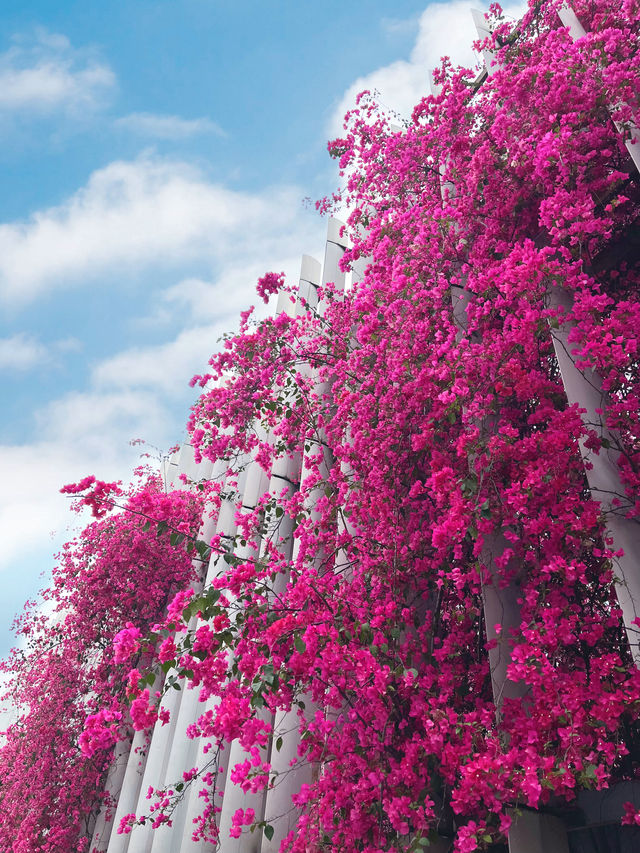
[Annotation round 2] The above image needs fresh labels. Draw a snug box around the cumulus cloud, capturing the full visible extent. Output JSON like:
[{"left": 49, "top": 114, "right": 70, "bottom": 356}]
[
  {"left": 329, "top": 0, "right": 525, "bottom": 134},
  {"left": 0, "top": 149, "right": 328, "bottom": 586},
  {"left": 0, "top": 384, "right": 172, "bottom": 574},
  {"left": 0, "top": 155, "right": 323, "bottom": 306},
  {"left": 0, "top": 333, "right": 47, "bottom": 371},
  {"left": 0, "top": 29, "right": 115, "bottom": 115},
  {"left": 92, "top": 251, "right": 315, "bottom": 392},
  {"left": 114, "top": 112, "right": 226, "bottom": 139},
  {"left": 0, "top": 333, "right": 79, "bottom": 371},
  {"left": 92, "top": 324, "right": 228, "bottom": 393}
]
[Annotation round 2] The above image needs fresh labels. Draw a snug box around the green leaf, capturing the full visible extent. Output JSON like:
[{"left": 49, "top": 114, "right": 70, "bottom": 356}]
[
  {"left": 204, "top": 587, "right": 221, "bottom": 605},
  {"left": 294, "top": 636, "right": 306, "bottom": 653},
  {"left": 195, "top": 540, "right": 212, "bottom": 559},
  {"left": 275, "top": 736, "right": 283, "bottom": 752},
  {"left": 263, "top": 824, "right": 275, "bottom": 842},
  {"left": 262, "top": 663, "right": 275, "bottom": 685}
]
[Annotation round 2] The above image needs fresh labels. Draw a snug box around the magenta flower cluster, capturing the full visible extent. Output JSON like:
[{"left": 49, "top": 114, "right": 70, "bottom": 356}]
[{"left": 1, "top": 0, "right": 639, "bottom": 851}]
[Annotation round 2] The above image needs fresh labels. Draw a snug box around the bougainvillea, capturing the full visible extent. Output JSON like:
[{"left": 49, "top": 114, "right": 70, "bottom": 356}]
[
  {"left": 122, "top": 0, "right": 639, "bottom": 849},
  {"left": 2, "top": 0, "right": 639, "bottom": 850},
  {"left": 0, "top": 472, "right": 203, "bottom": 853}
]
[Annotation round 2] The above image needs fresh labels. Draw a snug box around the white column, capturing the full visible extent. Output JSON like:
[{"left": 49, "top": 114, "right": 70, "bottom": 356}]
[
  {"left": 471, "top": 8, "right": 498, "bottom": 75},
  {"left": 105, "top": 446, "right": 219, "bottom": 853},
  {"left": 455, "top": 290, "right": 522, "bottom": 709},
  {"left": 149, "top": 462, "right": 243, "bottom": 853},
  {"left": 262, "top": 226, "right": 347, "bottom": 853},
  {"left": 294, "top": 255, "right": 323, "bottom": 316},
  {"left": 127, "top": 509, "right": 219, "bottom": 853},
  {"left": 90, "top": 738, "right": 132, "bottom": 852},
  {"left": 481, "top": 534, "right": 527, "bottom": 705},
  {"left": 125, "top": 685, "right": 185, "bottom": 852},
  {"left": 179, "top": 460, "right": 270, "bottom": 853},
  {"left": 162, "top": 448, "right": 181, "bottom": 491},
  {"left": 440, "top": 274, "right": 525, "bottom": 712},
  {"left": 550, "top": 286, "right": 640, "bottom": 659},
  {"left": 105, "top": 729, "right": 148, "bottom": 853},
  {"left": 558, "top": 5, "right": 640, "bottom": 172},
  {"left": 322, "top": 217, "right": 347, "bottom": 294},
  {"left": 256, "top": 258, "right": 322, "bottom": 853}
]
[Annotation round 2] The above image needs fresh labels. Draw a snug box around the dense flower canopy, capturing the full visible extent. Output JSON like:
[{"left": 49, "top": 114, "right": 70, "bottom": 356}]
[
  {"left": 0, "top": 474, "right": 203, "bottom": 852},
  {"left": 1, "top": 0, "right": 639, "bottom": 850}
]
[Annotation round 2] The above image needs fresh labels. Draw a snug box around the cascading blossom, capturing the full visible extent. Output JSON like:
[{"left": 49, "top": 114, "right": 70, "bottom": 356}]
[
  {"left": 0, "top": 473, "right": 203, "bottom": 853},
  {"left": 113, "top": 623, "right": 143, "bottom": 664},
  {"left": 1, "top": 0, "right": 640, "bottom": 851}
]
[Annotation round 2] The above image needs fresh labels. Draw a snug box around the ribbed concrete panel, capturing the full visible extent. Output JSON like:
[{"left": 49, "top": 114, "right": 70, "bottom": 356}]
[
  {"left": 105, "top": 728, "right": 148, "bottom": 853},
  {"left": 179, "top": 460, "right": 269, "bottom": 853},
  {"left": 90, "top": 739, "right": 132, "bottom": 852},
  {"left": 559, "top": 4, "right": 640, "bottom": 172},
  {"left": 550, "top": 285, "right": 640, "bottom": 660}
]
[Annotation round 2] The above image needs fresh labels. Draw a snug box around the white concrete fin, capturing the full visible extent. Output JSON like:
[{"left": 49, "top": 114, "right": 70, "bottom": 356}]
[
  {"left": 90, "top": 738, "right": 132, "bottom": 852},
  {"left": 471, "top": 7, "right": 492, "bottom": 39},
  {"left": 549, "top": 285, "right": 640, "bottom": 660},
  {"left": 349, "top": 250, "right": 369, "bottom": 287},
  {"left": 261, "top": 706, "right": 314, "bottom": 853},
  {"left": 558, "top": 4, "right": 587, "bottom": 38},
  {"left": 326, "top": 216, "right": 347, "bottom": 248},
  {"left": 471, "top": 8, "right": 499, "bottom": 75},
  {"left": 162, "top": 447, "right": 181, "bottom": 491},
  {"left": 175, "top": 443, "right": 214, "bottom": 486},
  {"left": 428, "top": 69, "right": 442, "bottom": 97},
  {"left": 105, "top": 729, "right": 149, "bottom": 853},
  {"left": 559, "top": 2, "right": 640, "bottom": 173},
  {"left": 300, "top": 253, "right": 321, "bottom": 286},
  {"left": 242, "top": 461, "right": 270, "bottom": 511},
  {"left": 322, "top": 218, "right": 347, "bottom": 299}
]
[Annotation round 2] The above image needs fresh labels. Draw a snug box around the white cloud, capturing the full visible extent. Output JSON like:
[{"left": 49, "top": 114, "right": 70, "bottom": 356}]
[
  {"left": 0, "top": 333, "right": 81, "bottom": 372},
  {"left": 0, "top": 385, "right": 172, "bottom": 575},
  {"left": 115, "top": 112, "right": 226, "bottom": 139},
  {"left": 0, "top": 333, "right": 47, "bottom": 371},
  {"left": 0, "top": 155, "right": 322, "bottom": 306},
  {"left": 329, "top": 0, "right": 525, "bottom": 134},
  {"left": 380, "top": 15, "right": 421, "bottom": 38},
  {"left": 0, "top": 30, "right": 115, "bottom": 114},
  {"left": 92, "top": 324, "right": 227, "bottom": 392},
  {"left": 93, "top": 250, "right": 312, "bottom": 392},
  {"left": 0, "top": 149, "right": 328, "bottom": 583}
]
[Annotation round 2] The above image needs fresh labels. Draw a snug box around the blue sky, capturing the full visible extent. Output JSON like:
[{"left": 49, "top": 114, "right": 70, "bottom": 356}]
[{"left": 0, "top": 0, "right": 506, "bottom": 657}]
